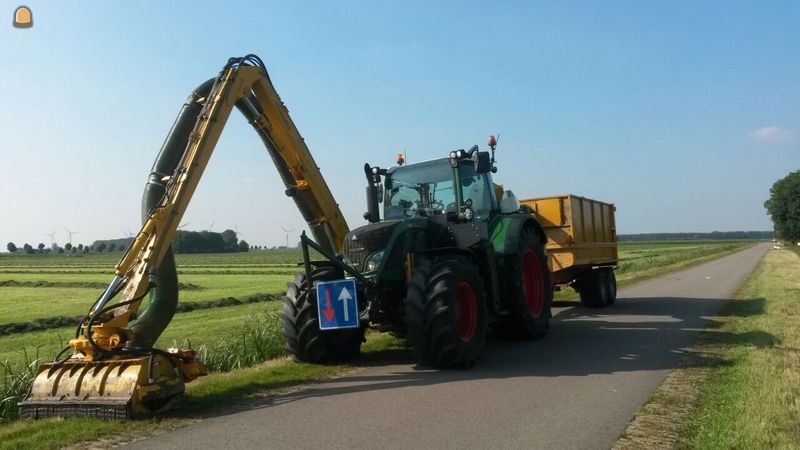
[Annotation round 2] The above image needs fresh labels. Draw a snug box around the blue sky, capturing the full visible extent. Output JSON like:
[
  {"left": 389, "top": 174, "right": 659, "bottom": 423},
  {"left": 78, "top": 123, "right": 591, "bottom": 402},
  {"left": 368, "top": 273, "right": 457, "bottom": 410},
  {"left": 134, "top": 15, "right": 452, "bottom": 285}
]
[{"left": 0, "top": 1, "right": 797, "bottom": 248}]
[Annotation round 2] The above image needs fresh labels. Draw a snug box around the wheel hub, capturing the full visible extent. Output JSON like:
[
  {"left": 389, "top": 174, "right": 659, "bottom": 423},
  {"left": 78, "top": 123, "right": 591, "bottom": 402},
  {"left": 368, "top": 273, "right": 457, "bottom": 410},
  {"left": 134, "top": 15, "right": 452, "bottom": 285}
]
[{"left": 522, "top": 250, "right": 544, "bottom": 317}]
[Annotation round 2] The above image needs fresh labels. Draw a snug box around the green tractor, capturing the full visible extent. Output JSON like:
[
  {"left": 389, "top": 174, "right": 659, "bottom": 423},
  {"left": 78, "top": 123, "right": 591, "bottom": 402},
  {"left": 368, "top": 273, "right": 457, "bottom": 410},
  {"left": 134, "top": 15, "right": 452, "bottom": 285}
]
[{"left": 281, "top": 138, "right": 553, "bottom": 368}]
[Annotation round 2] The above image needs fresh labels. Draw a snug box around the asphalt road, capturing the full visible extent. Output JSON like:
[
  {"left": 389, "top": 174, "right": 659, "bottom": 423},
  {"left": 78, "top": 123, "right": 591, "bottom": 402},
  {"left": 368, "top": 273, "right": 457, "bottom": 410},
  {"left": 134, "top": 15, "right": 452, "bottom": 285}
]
[{"left": 127, "top": 243, "right": 768, "bottom": 450}]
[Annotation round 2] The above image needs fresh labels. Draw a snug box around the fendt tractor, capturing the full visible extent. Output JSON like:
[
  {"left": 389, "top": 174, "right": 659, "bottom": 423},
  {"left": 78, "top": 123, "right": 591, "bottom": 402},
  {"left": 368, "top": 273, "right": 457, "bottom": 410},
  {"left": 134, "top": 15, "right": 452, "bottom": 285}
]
[
  {"left": 19, "top": 54, "right": 618, "bottom": 420},
  {"left": 284, "top": 142, "right": 618, "bottom": 369}
]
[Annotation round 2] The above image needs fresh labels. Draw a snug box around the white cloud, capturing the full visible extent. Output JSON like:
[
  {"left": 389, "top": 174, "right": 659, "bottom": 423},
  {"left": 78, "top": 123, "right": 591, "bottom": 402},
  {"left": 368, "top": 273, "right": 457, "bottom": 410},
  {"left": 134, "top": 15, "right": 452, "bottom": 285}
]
[{"left": 749, "top": 126, "right": 797, "bottom": 143}]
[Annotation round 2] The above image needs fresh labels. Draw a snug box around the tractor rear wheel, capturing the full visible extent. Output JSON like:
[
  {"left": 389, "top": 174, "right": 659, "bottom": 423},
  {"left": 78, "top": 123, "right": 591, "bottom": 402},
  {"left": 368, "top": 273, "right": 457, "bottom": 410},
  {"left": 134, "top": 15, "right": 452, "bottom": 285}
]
[
  {"left": 504, "top": 227, "right": 553, "bottom": 339},
  {"left": 281, "top": 266, "right": 364, "bottom": 363},
  {"left": 405, "top": 256, "right": 487, "bottom": 368}
]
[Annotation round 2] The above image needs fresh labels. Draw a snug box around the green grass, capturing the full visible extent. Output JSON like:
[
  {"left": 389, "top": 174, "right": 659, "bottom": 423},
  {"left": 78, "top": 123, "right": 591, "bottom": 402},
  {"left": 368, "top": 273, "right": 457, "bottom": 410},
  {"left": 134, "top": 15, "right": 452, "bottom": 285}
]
[
  {"left": 616, "top": 240, "right": 750, "bottom": 282},
  {"left": 0, "top": 273, "right": 292, "bottom": 325},
  {"left": 0, "top": 250, "right": 302, "bottom": 325},
  {"left": 682, "top": 248, "right": 800, "bottom": 447},
  {"left": 0, "top": 302, "right": 282, "bottom": 369}
]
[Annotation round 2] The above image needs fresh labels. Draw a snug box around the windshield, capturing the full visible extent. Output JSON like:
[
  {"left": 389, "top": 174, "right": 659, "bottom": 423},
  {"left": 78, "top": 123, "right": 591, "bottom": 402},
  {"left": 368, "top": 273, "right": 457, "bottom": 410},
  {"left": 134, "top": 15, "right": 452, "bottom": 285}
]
[
  {"left": 383, "top": 158, "right": 495, "bottom": 220},
  {"left": 384, "top": 159, "right": 454, "bottom": 220}
]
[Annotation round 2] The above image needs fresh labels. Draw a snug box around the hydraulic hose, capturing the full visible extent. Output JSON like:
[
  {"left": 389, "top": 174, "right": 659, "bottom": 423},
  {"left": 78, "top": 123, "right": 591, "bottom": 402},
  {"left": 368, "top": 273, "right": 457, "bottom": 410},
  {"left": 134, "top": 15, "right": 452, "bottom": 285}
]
[{"left": 127, "top": 78, "right": 215, "bottom": 349}]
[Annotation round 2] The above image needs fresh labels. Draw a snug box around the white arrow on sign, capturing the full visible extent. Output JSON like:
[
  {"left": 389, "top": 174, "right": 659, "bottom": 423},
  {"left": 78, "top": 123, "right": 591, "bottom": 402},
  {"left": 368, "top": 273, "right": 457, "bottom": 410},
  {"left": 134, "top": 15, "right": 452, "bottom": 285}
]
[{"left": 338, "top": 286, "right": 353, "bottom": 322}]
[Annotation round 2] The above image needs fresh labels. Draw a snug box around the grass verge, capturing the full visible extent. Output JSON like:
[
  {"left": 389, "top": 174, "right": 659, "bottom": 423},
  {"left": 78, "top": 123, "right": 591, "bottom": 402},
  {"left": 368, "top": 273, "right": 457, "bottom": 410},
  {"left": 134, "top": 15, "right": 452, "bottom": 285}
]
[{"left": 615, "top": 248, "right": 799, "bottom": 448}]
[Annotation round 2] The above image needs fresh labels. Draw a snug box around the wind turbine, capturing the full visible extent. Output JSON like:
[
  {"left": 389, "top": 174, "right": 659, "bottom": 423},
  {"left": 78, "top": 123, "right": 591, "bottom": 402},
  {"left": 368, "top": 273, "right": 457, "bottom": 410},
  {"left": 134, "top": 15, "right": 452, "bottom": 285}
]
[
  {"left": 207, "top": 221, "right": 215, "bottom": 232},
  {"left": 44, "top": 230, "right": 57, "bottom": 246},
  {"left": 234, "top": 224, "right": 244, "bottom": 237},
  {"left": 280, "top": 227, "right": 294, "bottom": 248},
  {"left": 64, "top": 228, "right": 79, "bottom": 245},
  {"left": 178, "top": 223, "right": 190, "bottom": 230}
]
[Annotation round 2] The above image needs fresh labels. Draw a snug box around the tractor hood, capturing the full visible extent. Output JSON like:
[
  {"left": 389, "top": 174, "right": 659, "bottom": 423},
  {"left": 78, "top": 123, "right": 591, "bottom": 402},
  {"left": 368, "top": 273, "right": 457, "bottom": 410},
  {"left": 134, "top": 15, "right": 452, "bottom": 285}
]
[{"left": 343, "top": 220, "right": 401, "bottom": 271}]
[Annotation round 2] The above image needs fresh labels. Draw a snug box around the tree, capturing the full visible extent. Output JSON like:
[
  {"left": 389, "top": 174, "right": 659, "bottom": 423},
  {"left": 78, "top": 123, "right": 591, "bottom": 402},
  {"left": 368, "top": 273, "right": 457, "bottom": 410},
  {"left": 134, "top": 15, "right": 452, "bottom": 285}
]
[
  {"left": 23, "top": 243, "right": 33, "bottom": 254},
  {"left": 37, "top": 243, "right": 45, "bottom": 253},
  {"left": 77, "top": 243, "right": 84, "bottom": 251},
  {"left": 70, "top": 246, "right": 77, "bottom": 254},
  {"left": 765, "top": 171, "right": 800, "bottom": 242},
  {"left": 96, "top": 243, "right": 107, "bottom": 253},
  {"left": 221, "top": 229, "right": 238, "bottom": 252},
  {"left": 57, "top": 247, "right": 65, "bottom": 254},
  {"left": 108, "top": 243, "right": 116, "bottom": 252},
  {"left": 6, "top": 242, "right": 17, "bottom": 253},
  {"left": 238, "top": 240, "right": 250, "bottom": 252},
  {"left": 64, "top": 242, "right": 72, "bottom": 251}
]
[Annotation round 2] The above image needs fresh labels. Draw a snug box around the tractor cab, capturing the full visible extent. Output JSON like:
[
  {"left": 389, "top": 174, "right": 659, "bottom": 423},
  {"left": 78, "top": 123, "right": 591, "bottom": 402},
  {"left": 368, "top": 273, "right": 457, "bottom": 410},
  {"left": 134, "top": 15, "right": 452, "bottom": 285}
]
[
  {"left": 364, "top": 145, "right": 496, "bottom": 225},
  {"left": 291, "top": 136, "right": 553, "bottom": 368}
]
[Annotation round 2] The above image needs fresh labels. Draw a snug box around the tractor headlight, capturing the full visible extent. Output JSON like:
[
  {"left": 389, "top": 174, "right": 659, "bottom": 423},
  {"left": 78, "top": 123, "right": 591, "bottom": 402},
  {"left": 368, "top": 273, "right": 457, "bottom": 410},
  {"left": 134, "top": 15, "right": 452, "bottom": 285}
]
[
  {"left": 449, "top": 151, "right": 458, "bottom": 159},
  {"left": 463, "top": 207, "right": 474, "bottom": 221},
  {"left": 365, "top": 250, "right": 385, "bottom": 271}
]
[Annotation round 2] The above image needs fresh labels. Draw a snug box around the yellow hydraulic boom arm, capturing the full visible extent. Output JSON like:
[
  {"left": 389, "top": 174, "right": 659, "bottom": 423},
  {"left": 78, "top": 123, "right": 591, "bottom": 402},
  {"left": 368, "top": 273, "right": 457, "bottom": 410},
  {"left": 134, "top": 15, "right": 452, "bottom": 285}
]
[
  {"left": 20, "top": 55, "right": 350, "bottom": 419},
  {"left": 77, "top": 56, "right": 349, "bottom": 356}
]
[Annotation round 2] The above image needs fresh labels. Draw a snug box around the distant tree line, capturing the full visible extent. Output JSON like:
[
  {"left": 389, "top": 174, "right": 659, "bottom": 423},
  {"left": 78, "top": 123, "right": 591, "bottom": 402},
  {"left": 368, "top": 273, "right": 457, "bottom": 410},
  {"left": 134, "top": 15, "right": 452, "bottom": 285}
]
[
  {"left": 171, "top": 229, "right": 249, "bottom": 253},
  {"left": 91, "top": 229, "right": 249, "bottom": 254},
  {"left": 618, "top": 231, "right": 774, "bottom": 242},
  {"left": 6, "top": 241, "right": 90, "bottom": 254},
  {"left": 6, "top": 229, "right": 250, "bottom": 255}
]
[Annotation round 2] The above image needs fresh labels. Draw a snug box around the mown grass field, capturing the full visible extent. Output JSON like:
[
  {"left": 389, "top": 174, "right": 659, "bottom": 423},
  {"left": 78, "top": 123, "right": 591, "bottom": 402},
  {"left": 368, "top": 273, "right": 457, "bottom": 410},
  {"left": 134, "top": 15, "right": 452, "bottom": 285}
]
[{"left": 0, "top": 240, "right": 756, "bottom": 435}]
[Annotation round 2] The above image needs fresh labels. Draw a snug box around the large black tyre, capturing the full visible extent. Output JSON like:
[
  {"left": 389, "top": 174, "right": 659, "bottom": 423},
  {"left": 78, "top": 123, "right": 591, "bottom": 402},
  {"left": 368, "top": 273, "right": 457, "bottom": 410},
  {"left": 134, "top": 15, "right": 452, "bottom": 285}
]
[
  {"left": 606, "top": 269, "right": 617, "bottom": 305},
  {"left": 405, "top": 256, "right": 487, "bottom": 368},
  {"left": 504, "top": 227, "right": 553, "bottom": 339},
  {"left": 577, "top": 269, "right": 611, "bottom": 308},
  {"left": 280, "top": 266, "right": 364, "bottom": 363}
]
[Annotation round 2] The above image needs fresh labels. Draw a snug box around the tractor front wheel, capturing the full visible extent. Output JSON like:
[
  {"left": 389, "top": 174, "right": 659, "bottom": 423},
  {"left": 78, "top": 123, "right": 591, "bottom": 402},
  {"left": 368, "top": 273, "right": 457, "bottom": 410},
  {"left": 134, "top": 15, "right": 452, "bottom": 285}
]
[
  {"left": 281, "top": 266, "right": 364, "bottom": 363},
  {"left": 405, "top": 256, "right": 487, "bottom": 368}
]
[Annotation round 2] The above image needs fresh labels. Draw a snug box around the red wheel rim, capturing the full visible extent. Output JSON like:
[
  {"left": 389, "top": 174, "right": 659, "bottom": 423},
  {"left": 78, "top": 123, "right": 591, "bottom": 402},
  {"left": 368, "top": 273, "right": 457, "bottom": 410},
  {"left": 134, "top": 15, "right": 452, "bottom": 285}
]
[
  {"left": 522, "top": 249, "right": 544, "bottom": 317},
  {"left": 455, "top": 281, "right": 477, "bottom": 342}
]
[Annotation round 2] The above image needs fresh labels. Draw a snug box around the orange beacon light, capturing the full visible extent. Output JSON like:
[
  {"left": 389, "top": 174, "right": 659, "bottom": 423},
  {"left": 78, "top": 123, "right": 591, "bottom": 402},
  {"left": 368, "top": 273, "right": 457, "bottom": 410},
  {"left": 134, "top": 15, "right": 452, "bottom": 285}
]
[{"left": 13, "top": 6, "right": 33, "bottom": 28}]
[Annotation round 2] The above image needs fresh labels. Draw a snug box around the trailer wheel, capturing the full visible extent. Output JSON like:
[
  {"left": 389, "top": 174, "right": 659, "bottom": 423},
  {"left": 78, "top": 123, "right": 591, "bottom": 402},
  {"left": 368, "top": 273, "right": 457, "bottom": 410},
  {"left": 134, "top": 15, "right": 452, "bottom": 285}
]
[
  {"left": 577, "top": 269, "right": 611, "bottom": 308},
  {"left": 606, "top": 269, "right": 617, "bottom": 305},
  {"left": 504, "top": 227, "right": 553, "bottom": 339},
  {"left": 281, "top": 266, "right": 364, "bottom": 363},
  {"left": 405, "top": 256, "right": 487, "bottom": 368}
]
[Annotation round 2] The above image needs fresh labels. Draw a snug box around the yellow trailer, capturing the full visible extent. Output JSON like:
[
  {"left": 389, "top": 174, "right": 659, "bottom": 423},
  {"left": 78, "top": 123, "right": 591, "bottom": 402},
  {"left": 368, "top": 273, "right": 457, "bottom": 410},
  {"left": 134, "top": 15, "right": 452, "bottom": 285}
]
[{"left": 521, "top": 195, "right": 619, "bottom": 307}]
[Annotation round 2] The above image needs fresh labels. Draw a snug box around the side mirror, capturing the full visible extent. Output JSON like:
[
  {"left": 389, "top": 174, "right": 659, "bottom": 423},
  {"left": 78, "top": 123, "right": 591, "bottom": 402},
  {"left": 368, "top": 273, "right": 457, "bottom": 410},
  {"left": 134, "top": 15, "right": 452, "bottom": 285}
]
[
  {"left": 363, "top": 163, "right": 382, "bottom": 223},
  {"left": 474, "top": 151, "right": 492, "bottom": 173}
]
